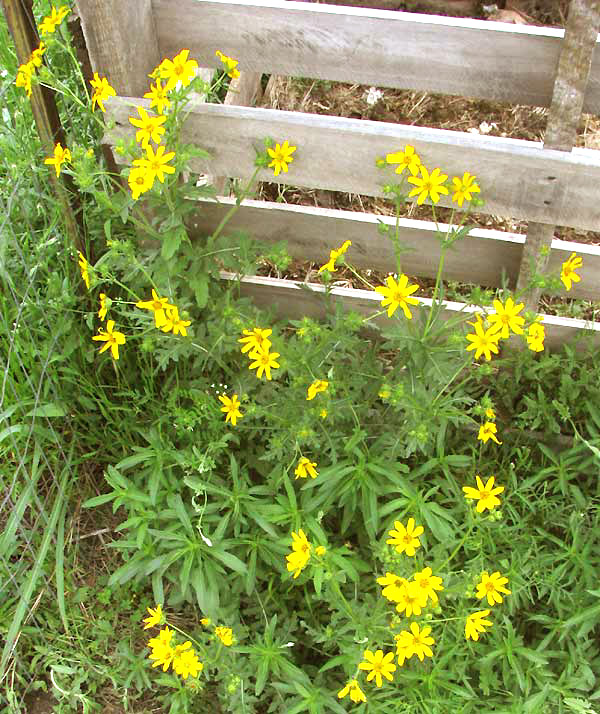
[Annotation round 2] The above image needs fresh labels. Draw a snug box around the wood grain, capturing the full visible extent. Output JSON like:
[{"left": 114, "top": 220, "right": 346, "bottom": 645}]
[
  {"left": 104, "top": 98, "right": 600, "bottom": 232},
  {"left": 76, "top": 0, "right": 160, "bottom": 96},
  {"left": 152, "top": 0, "right": 600, "bottom": 111}
]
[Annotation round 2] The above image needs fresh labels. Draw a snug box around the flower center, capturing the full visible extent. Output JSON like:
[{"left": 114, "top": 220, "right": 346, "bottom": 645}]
[
  {"left": 480, "top": 490, "right": 490, "bottom": 499},
  {"left": 485, "top": 581, "right": 496, "bottom": 592},
  {"left": 419, "top": 578, "right": 429, "bottom": 589},
  {"left": 135, "top": 176, "right": 145, "bottom": 186}
]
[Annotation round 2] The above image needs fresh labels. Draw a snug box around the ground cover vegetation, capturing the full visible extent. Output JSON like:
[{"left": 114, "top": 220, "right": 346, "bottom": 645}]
[{"left": 1, "top": 3, "right": 600, "bottom": 713}]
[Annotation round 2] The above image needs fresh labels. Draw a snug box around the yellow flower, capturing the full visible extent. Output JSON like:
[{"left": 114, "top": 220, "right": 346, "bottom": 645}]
[
  {"left": 488, "top": 297, "right": 525, "bottom": 339},
  {"left": 358, "top": 649, "right": 396, "bottom": 687},
  {"left": 90, "top": 73, "right": 116, "bottom": 112},
  {"left": 385, "top": 145, "right": 421, "bottom": 176},
  {"left": 239, "top": 328, "right": 272, "bottom": 354},
  {"left": 485, "top": 408, "right": 496, "bottom": 421},
  {"left": 394, "top": 622, "right": 435, "bottom": 661},
  {"left": 144, "top": 78, "right": 171, "bottom": 114},
  {"left": 319, "top": 409, "right": 327, "bottom": 419},
  {"left": 143, "top": 604, "right": 163, "bottom": 629},
  {"left": 148, "top": 626, "right": 173, "bottom": 650},
  {"left": 307, "top": 379, "right": 328, "bottom": 401},
  {"left": 160, "top": 306, "right": 191, "bottom": 336},
  {"left": 77, "top": 251, "right": 90, "bottom": 289},
  {"left": 463, "top": 475, "right": 504, "bottom": 513},
  {"left": 451, "top": 172, "right": 481, "bottom": 207},
  {"left": 475, "top": 571, "right": 511, "bottom": 606},
  {"left": 215, "top": 50, "right": 241, "bottom": 79},
  {"left": 294, "top": 457, "right": 318, "bottom": 480},
  {"left": 200, "top": 618, "right": 211, "bottom": 626},
  {"left": 129, "top": 106, "right": 166, "bottom": 147},
  {"left": 133, "top": 144, "right": 176, "bottom": 184},
  {"left": 394, "top": 633, "right": 411, "bottom": 667},
  {"left": 478, "top": 422, "right": 502, "bottom": 445},
  {"left": 219, "top": 394, "right": 243, "bottom": 426},
  {"left": 376, "top": 572, "right": 408, "bottom": 603},
  {"left": 173, "top": 648, "right": 203, "bottom": 679},
  {"left": 394, "top": 581, "right": 428, "bottom": 617},
  {"left": 136, "top": 289, "right": 176, "bottom": 328},
  {"left": 386, "top": 518, "right": 424, "bottom": 557},
  {"left": 286, "top": 529, "right": 311, "bottom": 578},
  {"left": 215, "top": 626, "right": 234, "bottom": 646},
  {"left": 267, "top": 140, "right": 297, "bottom": 176},
  {"left": 374, "top": 274, "right": 419, "bottom": 319},
  {"left": 526, "top": 322, "right": 545, "bottom": 352},
  {"left": 128, "top": 167, "right": 153, "bottom": 200},
  {"left": 465, "top": 610, "right": 493, "bottom": 641},
  {"left": 38, "top": 5, "right": 70, "bottom": 35},
  {"left": 161, "top": 49, "right": 199, "bottom": 91},
  {"left": 98, "top": 293, "right": 108, "bottom": 321},
  {"left": 15, "top": 62, "right": 34, "bottom": 98},
  {"left": 248, "top": 347, "right": 280, "bottom": 380},
  {"left": 337, "top": 679, "right": 366, "bottom": 703},
  {"left": 412, "top": 567, "right": 444, "bottom": 605},
  {"left": 92, "top": 320, "right": 126, "bottom": 360},
  {"left": 29, "top": 42, "right": 47, "bottom": 68},
  {"left": 318, "top": 240, "right": 351, "bottom": 274},
  {"left": 561, "top": 252, "right": 582, "bottom": 291},
  {"left": 407, "top": 166, "right": 449, "bottom": 205},
  {"left": 315, "top": 545, "right": 326, "bottom": 556},
  {"left": 148, "top": 641, "right": 174, "bottom": 670},
  {"left": 44, "top": 142, "right": 71, "bottom": 178},
  {"left": 465, "top": 322, "right": 500, "bottom": 361}
]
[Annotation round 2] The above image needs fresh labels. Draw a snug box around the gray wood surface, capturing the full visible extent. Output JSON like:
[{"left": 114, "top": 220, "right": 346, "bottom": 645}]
[
  {"left": 152, "top": 0, "right": 600, "bottom": 111},
  {"left": 220, "top": 272, "right": 600, "bottom": 348},
  {"left": 191, "top": 198, "right": 600, "bottom": 300},
  {"left": 105, "top": 98, "right": 600, "bottom": 232},
  {"left": 76, "top": 0, "right": 161, "bottom": 97}
]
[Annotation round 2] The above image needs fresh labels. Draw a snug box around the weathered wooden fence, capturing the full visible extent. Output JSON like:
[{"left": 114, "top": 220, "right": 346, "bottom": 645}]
[{"left": 75, "top": 0, "right": 600, "bottom": 347}]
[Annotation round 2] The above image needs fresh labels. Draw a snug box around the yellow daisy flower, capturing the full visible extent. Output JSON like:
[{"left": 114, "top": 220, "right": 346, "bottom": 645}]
[
  {"left": 407, "top": 165, "right": 449, "bottom": 205},
  {"left": 394, "top": 622, "right": 435, "bottom": 661},
  {"left": 143, "top": 604, "right": 163, "bottom": 629},
  {"left": 267, "top": 140, "right": 296, "bottom": 176},
  {"left": 358, "top": 649, "right": 396, "bottom": 687},
  {"left": 214, "top": 626, "right": 234, "bottom": 646},
  {"left": 385, "top": 144, "right": 421, "bottom": 176},
  {"left": 412, "top": 567, "right": 444, "bottom": 604},
  {"left": 92, "top": 320, "right": 126, "bottom": 360},
  {"left": 561, "top": 252, "right": 583, "bottom": 291},
  {"left": 451, "top": 172, "right": 481, "bottom": 207},
  {"left": 463, "top": 475, "right": 504, "bottom": 512},
  {"left": 44, "top": 142, "right": 71, "bottom": 178},
  {"left": 475, "top": 571, "right": 511, "bottom": 606},
  {"left": 248, "top": 347, "right": 280, "bottom": 380},
  {"left": 173, "top": 648, "right": 203, "bottom": 679},
  {"left": 478, "top": 422, "right": 502, "bottom": 445},
  {"left": 294, "top": 457, "right": 318, "bottom": 480},
  {"left": 160, "top": 306, "right": 191, "bottom": 336},
  {"left": 133, "top": 144, "right": 176, "bottom": 184},
  {"left": 306, "top": 379, "right": 328, "bottom": 401},
  {"left": 386, "top": 517, "right": 424, "bottom": 556},
  {"left": 144, "top": 79, "right": 171, "bottom": 114},
  {"left": 129, "top": 106, "right": 166, "bottom": 147},
  {"left": 219, "top": 394, "right": 243, "bottom": 426},
  {"left": 161, "top": 49, "right": 199, "bottom": 91},
  {"left": 526, "top": 322, "right": 545, "bottom": 352},
  {"left": 215, "top": 50, "right": 241, "bottom": 79},
  {"left": 465, "top": 610, "right": 493, "bottom": 641},
  {"left": 488, "top": 297, "right": 525, "bottom": 339},
  {"left": 337, "top": 679, "right": 366, "bottom": 703},
  {"left": 318, "top": 240, "right": 351, "bottom": 274},
  {"left": 374, "top": 274, "right": 419, "bottom": 319},
  {"left": 90, "top": 73, "right": 116, "bottom": 112},
  {"left": 128, "top": 166, "right": 154, "bottom": 200},
  {"left": 465, "top": 322, "right": 500, "bottom": 361},
  {"left": 238, "top": 328, "right": 272, "bottom": 354},
  {"left": 136, "top": 289, "right": 176, "bottom": 328}
]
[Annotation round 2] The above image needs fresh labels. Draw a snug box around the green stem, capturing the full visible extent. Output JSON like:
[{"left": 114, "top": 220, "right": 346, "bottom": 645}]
[
  {"left": 439, "top": 523, "right": 474, "bottom": 571},
  {"left": 209, "top": 166, "right": 260, "bottom": 245},
  {"left": 329, "top": 579, "right": 356, "bottom": 623}
]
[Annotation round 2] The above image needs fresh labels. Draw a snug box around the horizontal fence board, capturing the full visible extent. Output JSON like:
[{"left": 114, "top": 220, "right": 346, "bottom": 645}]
[
  {"left": 153, "top": 0, "right": 600, "bottom": 111},
  {"left": 191, "top": 198, "right": 600, "bottom": 300},
  {"left": 105, "top": 99, "right": 600, "bottom": 231},
  {"left": 220, "top": 272, "right": 600, "bottom": 349}
]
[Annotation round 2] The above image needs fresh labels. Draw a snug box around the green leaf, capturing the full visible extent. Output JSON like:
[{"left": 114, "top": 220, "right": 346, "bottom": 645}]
[
  {"left": 190, "top": 273, "right": 209, "bottom": 309},
  {"left": 25, "top": 403, "right": 66, "bottom": 418},
  {"left": 161, "top": 225, "right": 186, "bottom": 260}
]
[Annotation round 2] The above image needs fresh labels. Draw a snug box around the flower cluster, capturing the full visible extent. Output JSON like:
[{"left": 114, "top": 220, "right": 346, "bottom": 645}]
[
  {"left": 239, "top": 327, "right": 280, "bottom": 381},
  {"left": 145, "top": 620, "right": 203, "bottom": 680},
  {"left": 136, "top": 289, "right": 191, "bottom": 336},
  {"left": 126, "top": 48, "right": 199, "bottom": 200}
]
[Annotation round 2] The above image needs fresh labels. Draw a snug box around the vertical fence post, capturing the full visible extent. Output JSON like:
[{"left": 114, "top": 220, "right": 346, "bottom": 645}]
[
  {"left": 1, "top": 0, "right": 83, "bottom": 254},
  {"left": 74, "top": 0, "right": 161, "bottom": 97},
  {"left": 516, "top": 0, "right": 600, "bottom": 312}
]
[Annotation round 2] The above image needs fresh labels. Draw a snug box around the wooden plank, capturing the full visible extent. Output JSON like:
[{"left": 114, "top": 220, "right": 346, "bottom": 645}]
[
  {"left": 153, "top": 0, "right": 600, "bottom": 112},
  {"left": 220, "top": 272, "right": 600, "bottom": 349},
  {"left": 191, "top": 198, "right": 600, "bottom": 300},
  {"left": 104, "top": 98, "right": 600, "bottom": 232},
  {"left": 75, "top": 0, "right": 160, "bottom": 97}
]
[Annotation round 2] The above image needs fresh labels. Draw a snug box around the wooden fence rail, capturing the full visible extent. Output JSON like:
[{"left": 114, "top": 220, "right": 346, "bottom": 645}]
[
  {"left": 105, "top": 98, "right": 600, "bottom": 232},
  {"left": 192, "top": 198, "right": 600, "bottom": 301},
  {"left": 154, "top": 0, "right": 600, "bottom": 111}
]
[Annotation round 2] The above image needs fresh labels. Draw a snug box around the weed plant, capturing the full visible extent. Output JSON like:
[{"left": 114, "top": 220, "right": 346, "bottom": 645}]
[{"left": 1, "top": 4, "right": 600, "bottom": 714}]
